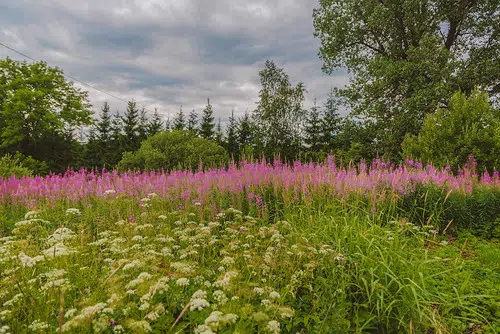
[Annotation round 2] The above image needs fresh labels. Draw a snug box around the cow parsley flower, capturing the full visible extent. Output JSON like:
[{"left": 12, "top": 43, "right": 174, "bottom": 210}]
[
  {"left": 175, "top": 277, "right": 190, "bottom": 287},
  {"left": 266, "top": 320, "right": 280, "bottom": 334},
  {"left": 65, "top": 208, "right": 81, "bottom": 216}
]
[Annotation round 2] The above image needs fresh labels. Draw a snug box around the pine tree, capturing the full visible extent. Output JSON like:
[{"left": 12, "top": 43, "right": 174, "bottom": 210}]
[
  {"left": 199, "top": 98, "right": 215, "bottom": 140},
  {"left": 173, "top": 106, "right": 186, "bottom": 131},
  {"left": 147, "top": 108, "right": 164, "bottom": 136},
  {"left": 226, "top": 110, "right": 239, "bottom": 160},
  {"left": 121, "top": 100, "right": 140, "bottom": 152},
  {"left": 304, "top": 98, "right": 323, "bottom": 152},
  {"left": 187, "top": 108, "right": 198, "bottom": 134},
  {"left": 321, "top": 90, "right": 342, "bottom": 152},
  {"left": 215, "top": 117, "right": 223, "bottom": 145}
]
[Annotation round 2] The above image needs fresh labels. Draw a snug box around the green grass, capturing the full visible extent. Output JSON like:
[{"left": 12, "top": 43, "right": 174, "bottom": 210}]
[{"left": 0, "top": 197, "right": 499, "bottom": 333}]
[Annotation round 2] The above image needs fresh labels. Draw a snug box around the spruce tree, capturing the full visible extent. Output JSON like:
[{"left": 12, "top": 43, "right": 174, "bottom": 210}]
[
  {"left": 173, "top": 106, "right": 186, "bottom": 131},
  {"left": 121, "top": 100, "right": 140, "bottom": 152},
  {"left": 215, "top": 117, "right": 223, "bottom": 145},
  {"left": 138, "top": 107, "right": 149, "bottom": 142},
  {"left": 237, "top": 111, "right": 252, "bottom": 148},
  {"left": 147, "top": 108, "right": 164, "bottom": 136},
  {"left": 226, "top": 110, "right": 239, "bottom": 160},
  {"left": 199, "top": 98, "right": 215, "bottom": 140},
  {"left": 321, "top": 90, "right": 342, "bottom": 152},
  {"left": 304, "top": 98, "right": 323, "bottom": 152},
  {"left": 110, "top": 111, "right": 124, "bottom": 167},
  {"left": 95, "top": 101, "right": 113, "bottom": 167},
  {"left": 187, "top": 108, "right": 198, "bottom": 134}
]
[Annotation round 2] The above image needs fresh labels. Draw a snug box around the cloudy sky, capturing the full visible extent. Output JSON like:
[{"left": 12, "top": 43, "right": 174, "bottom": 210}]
[{"left": 1, "top": 0, "right": 349, "bottom": 122}]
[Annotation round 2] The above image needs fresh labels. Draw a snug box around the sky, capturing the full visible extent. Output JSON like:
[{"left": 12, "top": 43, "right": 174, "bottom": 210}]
[{"left": 0, "top": 0, "right": 349, "bottom": 123}]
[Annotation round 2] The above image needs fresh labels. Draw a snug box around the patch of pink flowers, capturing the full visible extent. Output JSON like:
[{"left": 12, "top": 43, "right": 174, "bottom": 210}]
[{"left": 0, "top": 157, "right": 498, "bottom": 207}]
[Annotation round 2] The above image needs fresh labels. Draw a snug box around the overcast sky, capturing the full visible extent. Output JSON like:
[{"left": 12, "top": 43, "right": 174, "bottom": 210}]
[{"left": 1, "top": 0, "right": 349, "bottom": 122}]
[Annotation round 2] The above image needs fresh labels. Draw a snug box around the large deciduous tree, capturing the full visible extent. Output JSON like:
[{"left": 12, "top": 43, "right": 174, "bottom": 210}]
[
  {"left": 0, "top": 58, "right": 92, "bottom": 171},
  {"left": 253, "top": 60, "right": 306, "bottom": 161},
  {"left": 313, "top": 0, "right": 500, "bottom": 159}
]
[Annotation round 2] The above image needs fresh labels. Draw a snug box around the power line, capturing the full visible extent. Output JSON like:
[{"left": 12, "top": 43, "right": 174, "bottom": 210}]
[{"left": 0, "top": 41, "right": 156, "bottom": 111}]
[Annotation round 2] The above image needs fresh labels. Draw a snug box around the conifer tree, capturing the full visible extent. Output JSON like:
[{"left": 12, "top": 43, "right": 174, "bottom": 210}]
[
  {"left": 121, "top": 100, "right": 140, "bottom": 152},
  {"left": 237, "top": 111, "right": 253, "bottom": 148},
  {"left": 147, "top": 108, "right": 164, "bottom": 136},
  {"left": 138, "top": 107, "right": 149, "bottom": 142},
  {"left": 199, "top": 98, "right": 215, "bottom": 140},
  {"left": 304, "top": 98, "right": 323, "bottom": 152},
  {"left": 226, "top": 110, "right": 239, "bottom": 160},
  {"left": 173, "top": 106, "right": 186, "bottom": 130},
  {"left": 187, "top": 108, "right": 198, "bottom": 134},
  {"left": 215, "top": 117, "right": 223, "bottom": 145},
  {"left": 321, "top": 90, "right": 342, "bottom": 152}
]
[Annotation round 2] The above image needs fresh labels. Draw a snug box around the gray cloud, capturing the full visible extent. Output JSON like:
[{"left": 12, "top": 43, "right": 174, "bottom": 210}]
[{"left": 0, "top": 0, "right": 349, "bottom": 124}]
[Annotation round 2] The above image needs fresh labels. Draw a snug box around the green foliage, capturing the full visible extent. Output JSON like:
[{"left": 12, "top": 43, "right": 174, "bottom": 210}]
[
  {"left": 313, "top": 0, "right": 500, "bottom": 160},
  {"left": 147, "top": 109, "right": 164, "bottom": 137},
  {"left": 117, "top": 130, "right": 228, "bottom": 171},
  {"left": 303, "top": 99, "right": 323, "bottom": 152},
  {"left": 187, "top": 109, "right": 198, "bottom": 134},
  {"left": 121, "top": 100, "right": 141, "bottom": 153},
  {"left": 225, "top": 110, "right": 239, "bottom": 161},
  {"left": 173, "top": 106, "right": 186, "bottom": 131},
  {"left": 253, "top": 60, "right": 306, "bottom": 161},
  {"left": 320, "top": 89, "right": 343, "bottom": 152},
  {"left": 0, "top": 58, "right": 92, "bottom": 172},
  {"left": 1, "top": 193, "right": 498, "bottom": 332},
  {"left": 402, "top": 89, "right": 500, "bottom": 170},
  {"left": 0, "top": 153, "right": 33, "bottom": 179},
  {"left": 199, "top": 99, "right": 215, "bottom": 140}
]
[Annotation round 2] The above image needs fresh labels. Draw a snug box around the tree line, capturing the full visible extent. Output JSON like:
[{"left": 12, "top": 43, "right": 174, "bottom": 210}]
[{"left": 0, "top": 0, "right": 498, "bottom": 175}]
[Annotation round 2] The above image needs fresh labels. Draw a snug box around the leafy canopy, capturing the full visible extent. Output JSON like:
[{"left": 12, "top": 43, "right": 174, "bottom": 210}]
[
  {"left": 313, "top": 0, "right": 500, "bottom": 159},
  {"left": 118, "top": 130, "right": 228, "bottom": 171},
  {"left": 402, "top": 89, "right": 500, "bottom": 170}
]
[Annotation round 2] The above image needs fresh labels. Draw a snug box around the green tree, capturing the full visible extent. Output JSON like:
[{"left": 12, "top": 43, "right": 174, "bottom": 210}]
[
  {"left": 121, "top": 100, "right": 141, "bottom": 153},
  {"left": 215, "top": 117, "right": 223, "bottom": 145},
  {"left": 0, "top": 58, "right": 92, "bottom": 171},
  {"left": 304, "top": 98, "right": 323, "bottom": 152},
  {"left": 237, "top": 111, "right": 253, "bottom": 146},
  {"left": 0, "top": 153, "right": 33, "bottom": 179},
  {"left": 138, "top": 107, "right": 149, "bottom": 142},
  {"left": 200, "top": 99, "right": 215, "bottom": 140},
  {"left": 109, "top": 111, "right": 125, "bottom": 167},
  {"left": 187, "top": 108, "right": 198, "bottom": 134},
  {"left": 173, "top": 106, "right": 186, "bottom": 131},
  {"left": 226, "top": 110, "right": 240, "bottom": 161},
  {"left": 118, "top": 130, "right": 228, "bottom": 172},
  {"left": 147, "top": 108, "right": 164, "bottom": 136},
  {"left": 321, "top": 90, "right": 343, "bottom": 152},
  {"left": 313, "top": 0, "right": 500, "bottom": 159},
  {"left": 402, "top": 89, "right": 500, "bottom": 170},
  {"left": 253, "top": 60, "right": 306, "bottom": 161}
]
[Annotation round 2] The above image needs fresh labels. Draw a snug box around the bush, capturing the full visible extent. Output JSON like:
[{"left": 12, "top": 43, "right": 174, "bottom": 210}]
[
  {"left": 117, "top": 130, "right": 228, "bottom": 171},
  {"left": 0, "top": 154, "right": 33, "bottom": 179},
  {"left": 402, "top": 89, "right": 500, "bottom": 171}
]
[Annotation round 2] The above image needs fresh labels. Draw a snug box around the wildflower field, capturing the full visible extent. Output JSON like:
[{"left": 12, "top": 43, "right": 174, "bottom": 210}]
[{"left": 1, "top": 158, "right": 499, "bottom": 333}]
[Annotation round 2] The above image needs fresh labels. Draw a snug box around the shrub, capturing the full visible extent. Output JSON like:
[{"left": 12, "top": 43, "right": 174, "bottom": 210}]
[
  {"left": 402, "top": 89, "right": 500, "bottom": 171},
  {"left": 117, "top": 130, "right": 228, "bottom": 171},
  {"left": 0, "top": 153, "right": 33, "bottom": 179}
]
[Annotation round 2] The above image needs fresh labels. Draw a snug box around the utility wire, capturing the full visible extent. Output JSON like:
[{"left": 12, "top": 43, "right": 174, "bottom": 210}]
[{"left": 0, "top": 41, "right": 156, "bottom": 110}]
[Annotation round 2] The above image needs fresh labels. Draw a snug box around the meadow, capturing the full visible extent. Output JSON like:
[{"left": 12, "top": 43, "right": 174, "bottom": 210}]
[{"left": 0, "top": 158, "right": 499, "bottom": 333}]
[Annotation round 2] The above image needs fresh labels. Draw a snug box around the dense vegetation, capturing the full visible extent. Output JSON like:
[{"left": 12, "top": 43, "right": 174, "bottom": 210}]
[
  {"left": 1, "top": 159, "right": 499, "bottom": 333},
  {"left": 0, "top": 1, "right": 499, "bottom": 332}
]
